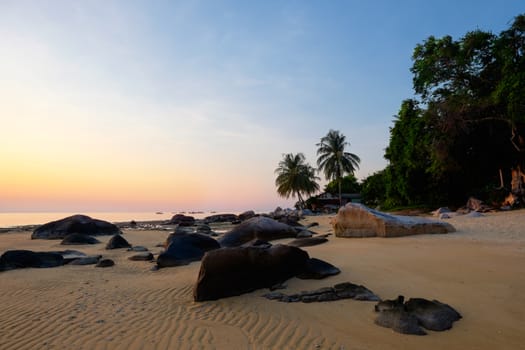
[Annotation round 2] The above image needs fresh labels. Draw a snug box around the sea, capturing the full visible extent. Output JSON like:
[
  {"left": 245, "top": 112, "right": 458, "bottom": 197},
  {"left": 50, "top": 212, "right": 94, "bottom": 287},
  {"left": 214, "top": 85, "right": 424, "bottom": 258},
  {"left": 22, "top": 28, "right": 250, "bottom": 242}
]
[{"left": 0, "top": 211, "right": 244, "bottom": 228}]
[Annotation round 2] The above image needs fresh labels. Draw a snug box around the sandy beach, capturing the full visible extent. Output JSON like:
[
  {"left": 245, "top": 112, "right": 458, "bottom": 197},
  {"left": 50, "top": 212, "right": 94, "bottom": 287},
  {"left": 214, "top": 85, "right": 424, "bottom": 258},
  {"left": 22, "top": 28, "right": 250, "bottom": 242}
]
[{"left": 1, "top": 211, "right": 524, "bottom": 350}]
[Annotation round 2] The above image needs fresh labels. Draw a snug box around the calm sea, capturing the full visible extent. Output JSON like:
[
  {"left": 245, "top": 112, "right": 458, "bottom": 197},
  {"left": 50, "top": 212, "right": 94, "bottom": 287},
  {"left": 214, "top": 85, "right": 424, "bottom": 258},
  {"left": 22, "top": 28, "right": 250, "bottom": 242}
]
[{"left": 0, "top": 211, "right": 242, "bottom": 228}]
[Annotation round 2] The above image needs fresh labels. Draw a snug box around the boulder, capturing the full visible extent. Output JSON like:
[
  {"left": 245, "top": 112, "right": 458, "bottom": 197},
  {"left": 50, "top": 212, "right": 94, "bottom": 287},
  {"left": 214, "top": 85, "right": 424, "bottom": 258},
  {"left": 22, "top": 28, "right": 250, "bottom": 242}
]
[
  {"left": 374, "top": 296, "right": 461, "bottom": 335},
  {"left": 331, "top": 203, "right": 455, "bottom": 238},
  {"left": 193, "top": 244, "right": 309, "bottom": 301},
  {"left": 0, "top": 250, "right": 64, "bottom": 271},
  {"left": 156, "top": 233, "right": 220, "bottom": 268},
  {"left": 168, "top": 214, "right": 195, "bottom": 226},
  {"left": 68, "top": 256, "right": 102, "bottom": 265},
  {"left": 105, "top": 234, "right": 132, "bottom": 249},
  {"left": 296, "top": 257, "right": 340, "bottom": 279},
  {"left": 405, "top": 298, "right": 462, "bottom": 331},
  {"left": 218, "top": 216, "right": 297, "bottom": 247},
  {"left": 204, "top": 213, "right": 239, "bottom": 224},
  {"left": 60, "top": 233, "right": 101, "bottom": 245},
  {"left": 32, "top": 214, "right": 120, "bottom": 239}
]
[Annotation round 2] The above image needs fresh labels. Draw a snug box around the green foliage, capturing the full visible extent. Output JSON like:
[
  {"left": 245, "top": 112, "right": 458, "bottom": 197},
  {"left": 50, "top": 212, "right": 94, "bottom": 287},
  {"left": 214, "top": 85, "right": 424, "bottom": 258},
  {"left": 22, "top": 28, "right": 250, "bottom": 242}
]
[
  {"left": 380, "top": 13, "right": 525, "bottom": 207},
  {"left": 316, "top": 129, "right": 360, "bottom": 205},
  {"left": 360, "top": 170, "right": 387, "bottom": 207},
  {"left": 275, "top": 153, "right": 320, "bottom": 208},
  {"left": 324, "top": 174, "right": 361, "bottom": 194}
]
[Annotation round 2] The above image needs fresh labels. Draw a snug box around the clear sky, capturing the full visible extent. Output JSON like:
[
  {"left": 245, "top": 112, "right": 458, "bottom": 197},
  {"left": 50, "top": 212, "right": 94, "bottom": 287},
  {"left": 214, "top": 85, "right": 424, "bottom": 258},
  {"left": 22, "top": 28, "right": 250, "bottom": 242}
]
[{"left": 1, "top": 1, "right": 523, "bottom": 213}]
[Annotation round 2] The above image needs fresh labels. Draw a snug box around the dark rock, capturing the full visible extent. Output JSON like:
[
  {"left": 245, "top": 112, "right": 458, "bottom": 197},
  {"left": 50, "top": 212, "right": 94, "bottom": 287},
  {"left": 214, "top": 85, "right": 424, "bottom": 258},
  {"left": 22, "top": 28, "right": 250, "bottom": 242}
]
[
  {"left": 374, "top": 306, "right": 426, "bottom": 335},
  {"left": 196, "top": 224, "right": 212, "bottom": 234},
  {"left": 0, "top": 250, "right": 64, "bottom": 271},
  {"left": 32, "top": 214, "right": 120, "bottom": 239},
  {"left": 295, "top": 230, "right": 313, "bottom": 238},
  {"left": 168, "top": 214, "right": 195, "bottom": 226},
  {"left": 288, "top": 237, "right": 328, "bottom": 247},
  {"left": 194, "top": 244, "right": 309, "bottom": 301},
  {"left": 127, "top": 246, "right": 148, "bottom": 252},
  {"left": 373, "top": 296, "right": 461, "bottom": 334},
  {"left": 405, "top": 298, "right": 462, "bottom": 331},
  {"left": 61, "top": 233, "right": 101, "bottom": 245},
  {"left": 306, "top": 222, "right": 319, "bottom": 228},
  {"left": 297, "top": 258, "right": 341, "bottom": 279},
  {"left": 95, "top": 259, "right": 114, "bottom": 267},
  {"left": 218, "top": 216, "right": 297, "bottom": 247},
  {"left": 241, "top": 239, "right": 272, "bottom": 248},
  {"left": 68, "top": 256, "right": 102, "bottom": 265},
  {"left": 105, "top": 234, "right": 132, "bottom": 249},
  {"left": 55, "top": 250, "right": 88, "bottom": 263},
  {"left": 129, "top": 220, "right": 137, "bottom": 228},
  {"left": 156, "top": 233, "right": 220, "bottom": 268},
  {"left": 204, "top": 213, "right": 239, "bottom": 224},
  {"left": 262, "top": 281, "right": 380, "bottom": 303},
  {"left": 128, "top": 252, "right": 154, "bottom": 261},
  {"left": 238, "top": 210, "right": 256, "bottom": 221}
]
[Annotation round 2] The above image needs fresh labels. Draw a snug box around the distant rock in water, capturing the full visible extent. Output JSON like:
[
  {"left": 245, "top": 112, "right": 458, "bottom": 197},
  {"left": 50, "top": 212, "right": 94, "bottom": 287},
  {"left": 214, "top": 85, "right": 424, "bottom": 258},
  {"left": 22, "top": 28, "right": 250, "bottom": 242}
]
[
  {"left": 204, "top": 213, "right": 239, "bottom": 224},
  {"left": 168, "top": 214, "right": 195, "bottom": 226},
  {"left": 105, "top": 234, "right": 132, "bottom": 249},
  {"left": 61, "top": 233, "right": 101, "bottom": 245},
  {"left": 32, "top": 215, "right": 120, "bottom": 240}
]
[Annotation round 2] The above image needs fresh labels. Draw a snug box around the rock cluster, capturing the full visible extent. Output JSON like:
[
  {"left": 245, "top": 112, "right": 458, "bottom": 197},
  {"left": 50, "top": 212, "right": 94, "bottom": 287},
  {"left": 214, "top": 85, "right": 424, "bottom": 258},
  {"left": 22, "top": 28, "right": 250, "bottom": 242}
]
[{"left": 263, "top": 282, "right": 380, "bottom": 303}]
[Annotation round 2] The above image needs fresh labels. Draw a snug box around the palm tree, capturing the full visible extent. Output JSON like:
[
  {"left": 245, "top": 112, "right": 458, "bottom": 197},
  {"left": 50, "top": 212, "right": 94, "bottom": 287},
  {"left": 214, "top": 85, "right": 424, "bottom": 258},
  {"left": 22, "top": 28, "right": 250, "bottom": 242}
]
[
  {"left": 275, "top": 153, "right": 320, "bottom": 208},
  {"left": 316, "top": 130, "right": 361, "bottom": 207}
]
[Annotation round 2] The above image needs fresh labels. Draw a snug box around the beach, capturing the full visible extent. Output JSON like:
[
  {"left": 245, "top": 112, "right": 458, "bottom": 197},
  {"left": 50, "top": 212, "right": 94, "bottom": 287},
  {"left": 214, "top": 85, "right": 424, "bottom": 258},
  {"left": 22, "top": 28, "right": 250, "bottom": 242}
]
[{"left": 1, "top": 211, "right": 524, "bottom": 350}]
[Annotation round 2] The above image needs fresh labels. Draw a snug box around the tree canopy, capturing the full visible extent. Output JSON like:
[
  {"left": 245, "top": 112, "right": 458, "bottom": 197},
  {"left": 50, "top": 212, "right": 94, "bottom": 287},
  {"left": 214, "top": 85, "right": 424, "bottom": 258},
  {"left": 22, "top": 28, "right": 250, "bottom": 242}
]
[
  {"left": 362, "top": 13, "right": 525, "bottom": 208},
  {"left": 275, "top": 153, "right": 320, "bottom": 208},
  {"left": 317, "top": 130, "right": 360, "bottom": 206}
]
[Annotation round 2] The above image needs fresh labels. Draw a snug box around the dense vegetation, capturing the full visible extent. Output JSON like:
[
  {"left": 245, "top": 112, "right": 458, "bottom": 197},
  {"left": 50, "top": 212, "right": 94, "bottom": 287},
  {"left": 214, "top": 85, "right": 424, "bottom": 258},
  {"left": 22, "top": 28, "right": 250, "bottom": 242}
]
[{"left": 363, "top": 14, "right": 525, "bottom": 209}]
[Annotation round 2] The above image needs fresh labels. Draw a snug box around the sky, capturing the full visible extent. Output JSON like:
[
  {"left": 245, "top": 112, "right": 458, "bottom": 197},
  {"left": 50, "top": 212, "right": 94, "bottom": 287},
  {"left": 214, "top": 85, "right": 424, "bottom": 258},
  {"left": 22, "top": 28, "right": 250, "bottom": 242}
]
[{"left": 1, "top": 0, "right": 523, "bottom": 213}]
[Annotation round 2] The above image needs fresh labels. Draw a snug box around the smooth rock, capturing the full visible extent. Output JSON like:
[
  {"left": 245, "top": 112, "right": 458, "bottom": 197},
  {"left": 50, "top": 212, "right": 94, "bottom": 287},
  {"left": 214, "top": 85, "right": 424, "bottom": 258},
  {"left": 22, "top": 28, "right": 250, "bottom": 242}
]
[
  {"left": 61, "top": 233, "right": 101, "bottom": 245},
  {"left": 218, "top": 216, "right": 297, "bottom": 247},
  {"left": 105, "top": 234, "right": 132, "bottom": 249},
  {"left": 32, "top": 214, "right": 120, "bottom": 240}
]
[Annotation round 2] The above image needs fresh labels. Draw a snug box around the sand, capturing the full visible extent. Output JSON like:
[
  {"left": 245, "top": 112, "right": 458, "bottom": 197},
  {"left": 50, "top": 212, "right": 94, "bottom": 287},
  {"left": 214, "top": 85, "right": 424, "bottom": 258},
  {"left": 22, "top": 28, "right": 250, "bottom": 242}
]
[{"left": 1, "top": 210, "right": 524, "bottom": 350}]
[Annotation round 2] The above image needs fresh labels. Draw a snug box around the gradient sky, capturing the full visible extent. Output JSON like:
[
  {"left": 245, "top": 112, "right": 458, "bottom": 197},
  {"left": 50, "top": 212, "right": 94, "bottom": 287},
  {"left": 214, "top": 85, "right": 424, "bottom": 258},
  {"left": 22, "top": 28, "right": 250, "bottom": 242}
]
[{"left": 1, "top": 1, "right": 523, "bottom": 212}]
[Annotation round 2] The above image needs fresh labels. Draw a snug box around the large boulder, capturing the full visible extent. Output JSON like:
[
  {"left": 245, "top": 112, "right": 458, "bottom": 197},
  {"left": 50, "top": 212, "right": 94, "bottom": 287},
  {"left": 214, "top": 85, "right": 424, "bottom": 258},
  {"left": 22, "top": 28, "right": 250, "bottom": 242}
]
[
  {"left": 0, "top": 250, "right": 64, "bottom": 271},
  {"left": 156, "top": 233, "right": 220, "bottom": 268},
  {"left": 218, "top": 216, "right": 297, "bottom": 247},
  {"left": 32, "top": 215, "right": 120, "bottom": 240},
  {"left": 193, "top": 244, "right": 309, "bottom": 301},
  {"left": 331, "top": 203, "right": 455, "bottom": 238}
]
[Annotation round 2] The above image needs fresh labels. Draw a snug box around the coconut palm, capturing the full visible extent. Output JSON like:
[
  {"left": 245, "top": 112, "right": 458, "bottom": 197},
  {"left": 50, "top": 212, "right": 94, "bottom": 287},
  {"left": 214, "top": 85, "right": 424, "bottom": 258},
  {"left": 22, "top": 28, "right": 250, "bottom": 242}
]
[
  {"left": 275, "top": 153, "right": 320, "bottom": 208},
  {"left": 316, "top": 130, "right": 361, "bottom": 207}
]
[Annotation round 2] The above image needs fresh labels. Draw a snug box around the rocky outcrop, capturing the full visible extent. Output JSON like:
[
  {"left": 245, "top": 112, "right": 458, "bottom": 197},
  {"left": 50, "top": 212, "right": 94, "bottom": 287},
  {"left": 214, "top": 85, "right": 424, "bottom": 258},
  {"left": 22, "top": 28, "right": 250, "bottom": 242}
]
[
  {"left": 193, "top": 244, "right": 309, "bottom": 301},
  {"left": 218, "top": 216, "right": 297, "bottom": 247},
  {"left": 374, "top": 295, "right": 461, "bottom": 335},
  {"left": 32, "top": 215, "right": 120, "bottom": 240},
  {"left": 263, "top": 282, "right": 380, "bottom": 303},
  {"left": 331, "top": 203, "right": 455, "bottom": 238},
  {"left": 156, "top": 233, "right": 220, "bottom": 268}
]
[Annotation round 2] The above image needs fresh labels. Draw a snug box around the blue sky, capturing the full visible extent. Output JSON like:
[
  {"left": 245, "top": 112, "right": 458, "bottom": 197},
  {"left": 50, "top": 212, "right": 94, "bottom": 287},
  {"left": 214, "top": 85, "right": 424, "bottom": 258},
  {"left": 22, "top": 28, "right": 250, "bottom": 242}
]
[{"left": 1, "top": 1, "right": 523, "bottom": 212}]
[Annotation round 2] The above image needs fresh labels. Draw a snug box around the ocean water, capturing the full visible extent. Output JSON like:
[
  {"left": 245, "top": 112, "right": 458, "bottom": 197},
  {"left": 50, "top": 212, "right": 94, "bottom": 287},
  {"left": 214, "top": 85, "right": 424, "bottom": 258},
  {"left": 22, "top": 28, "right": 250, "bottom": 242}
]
[{"left": 0, "top": 211, "right": 241, "bottom": 228}]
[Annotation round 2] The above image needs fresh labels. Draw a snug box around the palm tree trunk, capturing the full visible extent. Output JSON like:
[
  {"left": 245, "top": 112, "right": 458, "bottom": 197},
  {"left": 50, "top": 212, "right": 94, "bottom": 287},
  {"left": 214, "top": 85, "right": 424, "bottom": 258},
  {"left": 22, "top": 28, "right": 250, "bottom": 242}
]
[{"left": 338, "top": 178, "right": 342, "bottom": 207}]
